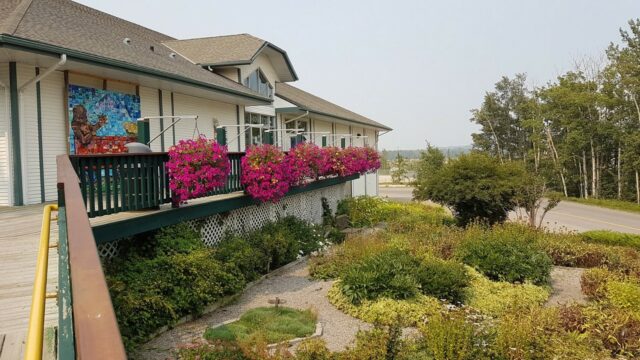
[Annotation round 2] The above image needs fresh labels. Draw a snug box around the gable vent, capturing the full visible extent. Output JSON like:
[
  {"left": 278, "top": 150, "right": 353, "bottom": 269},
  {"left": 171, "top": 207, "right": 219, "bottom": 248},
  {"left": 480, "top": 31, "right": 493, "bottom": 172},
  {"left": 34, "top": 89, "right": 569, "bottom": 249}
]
[
  {"left": 169, "top": 52, "right": 177, "bottom": 59},
  {"left": 123, "top": 38, "right": 131, "bottom": 45}
]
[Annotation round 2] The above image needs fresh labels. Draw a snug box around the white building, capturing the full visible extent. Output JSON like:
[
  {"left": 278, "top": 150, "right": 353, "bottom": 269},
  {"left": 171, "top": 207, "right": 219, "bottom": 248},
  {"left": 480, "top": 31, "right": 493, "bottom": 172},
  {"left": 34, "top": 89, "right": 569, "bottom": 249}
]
[{"left": 0, "top": 0, "right": 391, "bottom": 206}]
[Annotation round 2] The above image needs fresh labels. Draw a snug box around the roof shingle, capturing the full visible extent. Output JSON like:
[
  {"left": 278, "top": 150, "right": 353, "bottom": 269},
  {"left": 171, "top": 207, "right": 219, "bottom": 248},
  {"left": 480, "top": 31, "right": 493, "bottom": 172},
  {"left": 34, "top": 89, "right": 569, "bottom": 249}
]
[
  {"left": 163, "top": 34, "right": 266, "bottom": 66},
  {"left": 0, "top": 0, "right": 269, "bottom": 102},
  {"left": 275, "top": 82, "right": 391, "bottom": 130}
]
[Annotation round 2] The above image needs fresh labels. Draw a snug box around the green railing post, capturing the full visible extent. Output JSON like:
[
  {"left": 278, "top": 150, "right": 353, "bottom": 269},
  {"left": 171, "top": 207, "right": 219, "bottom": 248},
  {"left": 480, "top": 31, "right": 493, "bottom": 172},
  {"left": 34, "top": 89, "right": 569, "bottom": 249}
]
[
  {"left": 216, "top": 127, "right": 227, "bottom": 146},
  {"left": 57, "top": 191, "right": 75, "bottom": 360},
  {"left": 322, "top": 135, "right": 327, "bottom": 147},
  {"left": 137, "top": 119, "right": 150, "bottom": 144},
  {"left": 340, "top": 138, "right": 346, "bottom": 148}
]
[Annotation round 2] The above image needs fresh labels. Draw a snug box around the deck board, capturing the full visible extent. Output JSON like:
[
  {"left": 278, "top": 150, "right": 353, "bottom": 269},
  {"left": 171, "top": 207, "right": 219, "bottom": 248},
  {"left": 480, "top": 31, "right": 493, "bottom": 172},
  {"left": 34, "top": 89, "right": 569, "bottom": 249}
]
[{"left": 0, "top": 204, "right": 58, "bottom": 358}]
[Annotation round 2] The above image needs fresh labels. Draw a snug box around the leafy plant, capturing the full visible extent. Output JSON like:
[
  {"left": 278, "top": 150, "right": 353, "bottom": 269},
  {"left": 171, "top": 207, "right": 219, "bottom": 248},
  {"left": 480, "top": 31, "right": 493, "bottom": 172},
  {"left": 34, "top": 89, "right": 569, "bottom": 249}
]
[
  {"left": 421, "top": 312, "right": 477, "bottom": 360},
  {"left": 455, "top": 224, "right": 552, "bottom": 284},
  {"left": 582, "top": 230, "right": 640, "bottom": 250},
  {"left": 415, "top": 257, "right": 470, "bottom": 303},
  {"left": 420, "top": 152, "right": 525, "bottom": 225}
]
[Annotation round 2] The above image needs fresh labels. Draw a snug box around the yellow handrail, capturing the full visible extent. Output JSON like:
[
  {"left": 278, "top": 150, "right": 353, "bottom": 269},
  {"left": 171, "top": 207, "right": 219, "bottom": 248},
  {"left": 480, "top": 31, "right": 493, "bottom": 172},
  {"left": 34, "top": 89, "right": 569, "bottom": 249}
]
[{"left": 24, "top": 204, "right": 58, "bottom": 360}]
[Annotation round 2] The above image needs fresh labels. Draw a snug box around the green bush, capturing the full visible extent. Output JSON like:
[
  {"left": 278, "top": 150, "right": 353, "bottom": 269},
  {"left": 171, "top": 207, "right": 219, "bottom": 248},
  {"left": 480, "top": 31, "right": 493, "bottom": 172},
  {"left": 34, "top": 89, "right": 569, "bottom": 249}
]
[
  {"left": 309, "top": 234, "right": 389, "bottom": 280},
  {"left": 420, "top": 152, "right": 525, "bottom": 226},
  {"left": 214, "top": 235, "right": 269, "bottom": 282},
  {"left": 582, "top": 230, "right": 640, "bottom": 250},
  {"left": 341, "top": 249, "right": 421, "bottom": 304},
  {"left": 341, "top": 248, "right": 470, "bottom": 304},
  {"left": 420, "top": 312, "right": 477, "bottom": 360},
  {"left": 456, "top": 224, "right": 552, "bottom": 285},
  {"left": 337, "top": 196, "right": 452, "bottom": 229},
  {"left": 107, "top": 246, "right": 245, "bottom": 350},
  {"left": 415, "top": 257, "right": 470, "bottom": 303}
]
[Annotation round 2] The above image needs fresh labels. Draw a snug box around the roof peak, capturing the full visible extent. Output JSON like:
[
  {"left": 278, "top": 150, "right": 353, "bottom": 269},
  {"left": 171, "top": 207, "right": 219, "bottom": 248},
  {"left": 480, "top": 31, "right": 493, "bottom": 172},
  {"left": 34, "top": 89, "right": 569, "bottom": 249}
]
[{"left": 165, "top": 33, "right": 265, "bottom": 44}]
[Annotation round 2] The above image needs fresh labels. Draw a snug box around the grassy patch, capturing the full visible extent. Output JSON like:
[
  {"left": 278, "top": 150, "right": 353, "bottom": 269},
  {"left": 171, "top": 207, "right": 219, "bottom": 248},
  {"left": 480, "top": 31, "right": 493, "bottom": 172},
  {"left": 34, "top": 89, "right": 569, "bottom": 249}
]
[
  {"left": 563, "top": 196, "right": 640, "bottom": 214},
  {"left": 204, "top": 307, "right": 317, "bottom": 344},
  {"left": 582, "top": 230, "right": 640, "bottom": 250}
]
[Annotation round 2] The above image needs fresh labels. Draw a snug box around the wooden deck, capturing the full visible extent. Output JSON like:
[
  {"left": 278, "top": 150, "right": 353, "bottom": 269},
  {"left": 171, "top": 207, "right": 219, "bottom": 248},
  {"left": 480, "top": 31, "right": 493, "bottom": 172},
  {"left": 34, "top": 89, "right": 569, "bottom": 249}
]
[{"left": 0, "top": 204, "right": 58, "bottom": 358}]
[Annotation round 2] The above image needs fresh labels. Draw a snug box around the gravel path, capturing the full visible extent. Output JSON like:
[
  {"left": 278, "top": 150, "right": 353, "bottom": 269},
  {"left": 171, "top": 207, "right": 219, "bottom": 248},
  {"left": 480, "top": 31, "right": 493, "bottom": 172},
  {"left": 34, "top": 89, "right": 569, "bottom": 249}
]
[
  {"left": 134, "top": 260, "right": 369, "bottom": 359},
  {"left": 545, "top": 266, "right": 587, "bottom": 307}
]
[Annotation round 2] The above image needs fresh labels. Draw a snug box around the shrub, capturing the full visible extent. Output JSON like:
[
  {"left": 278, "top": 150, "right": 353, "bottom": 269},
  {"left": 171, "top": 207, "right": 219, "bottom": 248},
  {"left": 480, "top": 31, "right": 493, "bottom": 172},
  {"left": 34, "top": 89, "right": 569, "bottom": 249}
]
[
  {"left": 582, "top": 230, "right": 640, "bottom": 250},
  {"left": 107, "top": 247, "right": 245, "bottom": 349},
  {"left": 337, "top": 196, "right": 452, "bottom": 229},
  {"left": 466, "top": 267, "right": 549, "bottom": 317},
  {"left": 420, "top": 152, "right": 525, "bottom": 225},
  {"left": 606, "top": 280, "right": 640, "bottom": 313},
  {"left": 540, "top": 233, "right": 615, "bottom": 268},
  {"left": 580, "top": 268, "right": 617, "bottom": 300},
  {"left": 415, "top": 257, "right": 470, "bottom": 303},
  {"left": 456, "top": 224, "right": 552, "bottom": 285},
  {"left": 309, "top": 234, "right": 389, "bottom": 280},
  {"left": 492, "top": 307, "right": 558, "bottom": 360},
  {"left": 583, "top": 304, "right": 640, "bottom": 357},
  {"left": 341, "top": 248, "right": 470, "bottom": 304},
  {"left": 214, "top": 235, "right": 269, "bottom": 282},
  {"left": 341, "top": 249, "right": 421, "bottom": 304},
  {"left": 176, "top": 341, "right": 250, "bottom": 360},
  {"left": 244, "top": 218, "right": 301, "bottom": 271},
  {"left": 420, "top": 312, "right": 477, "bottom": 360},
  {"left": 295, "top": 338, "right": 332, "bottom": 360},
  {"left": 327, "top": 281, "right": 441, "bottom": 326}
]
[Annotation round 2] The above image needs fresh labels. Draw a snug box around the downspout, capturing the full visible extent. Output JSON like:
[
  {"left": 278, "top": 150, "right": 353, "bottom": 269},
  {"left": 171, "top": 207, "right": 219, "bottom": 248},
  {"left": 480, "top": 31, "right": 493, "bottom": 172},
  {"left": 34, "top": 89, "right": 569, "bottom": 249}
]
[{"left": 17, "top": 54, "right": 67, "bottom": 204}]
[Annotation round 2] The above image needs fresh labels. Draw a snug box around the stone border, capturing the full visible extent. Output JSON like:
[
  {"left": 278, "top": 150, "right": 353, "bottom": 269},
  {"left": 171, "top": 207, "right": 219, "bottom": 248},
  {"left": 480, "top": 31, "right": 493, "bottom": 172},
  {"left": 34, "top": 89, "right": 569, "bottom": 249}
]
[{"left": 144, "top": 256, "right": 309, "bottom": 342}]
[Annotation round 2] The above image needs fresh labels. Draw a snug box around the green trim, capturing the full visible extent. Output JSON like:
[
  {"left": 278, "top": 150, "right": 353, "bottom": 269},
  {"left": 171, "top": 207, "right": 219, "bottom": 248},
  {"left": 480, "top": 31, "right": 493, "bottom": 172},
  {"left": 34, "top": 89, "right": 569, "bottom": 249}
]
[
  {"left": 92, "top": 174, "right": 358, "bottom": 244},
  {"left": 9, "top": 62, "right": 22, "bottom": 205},
  {"left": 0, "top": 34, "right": 272, "bottom": 104},
  {"left": 36, "top": 67, "right": 45, "bottom": 202},
  {"left": 170, "top": 92, "right": 176, "bottom": 146},
  {"left": 158, "top": 89, "right": 164, "bottom": 151},
  {"left": 56, "top": 204, "right": 75, "bottom": 360},
  {"left": 236, "top": 105, "right": 241, "bottom": 151},
  {"left": 276, "top": 105, "right": 392, "bottom": 131}
]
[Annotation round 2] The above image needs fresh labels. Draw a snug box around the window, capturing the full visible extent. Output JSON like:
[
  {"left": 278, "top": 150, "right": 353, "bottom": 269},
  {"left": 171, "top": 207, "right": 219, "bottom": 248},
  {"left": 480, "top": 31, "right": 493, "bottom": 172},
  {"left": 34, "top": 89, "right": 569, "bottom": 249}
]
[
  {"left": 285, "top": 119, "right": 308, "bottom": 149},
  {"left": 244, "top": 69, "right": 273, "bottom": 98},
  {"left": 245, "top": 112, "right": 275, "bottom": 147}
]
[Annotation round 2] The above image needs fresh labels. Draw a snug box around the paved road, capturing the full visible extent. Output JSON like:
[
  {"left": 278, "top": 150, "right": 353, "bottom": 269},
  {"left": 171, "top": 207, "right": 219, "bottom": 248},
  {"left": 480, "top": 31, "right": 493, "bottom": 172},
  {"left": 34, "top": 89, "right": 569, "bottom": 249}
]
[{"left": 379, "top": 186, "right": 640, "bottom": 234}]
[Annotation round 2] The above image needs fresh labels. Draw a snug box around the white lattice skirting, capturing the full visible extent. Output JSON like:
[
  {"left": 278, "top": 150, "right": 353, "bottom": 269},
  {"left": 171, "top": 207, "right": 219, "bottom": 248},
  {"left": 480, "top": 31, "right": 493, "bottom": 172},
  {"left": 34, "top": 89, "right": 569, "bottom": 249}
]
[{"left": 98, "top": 182, "right": 351, "bottom": 258}]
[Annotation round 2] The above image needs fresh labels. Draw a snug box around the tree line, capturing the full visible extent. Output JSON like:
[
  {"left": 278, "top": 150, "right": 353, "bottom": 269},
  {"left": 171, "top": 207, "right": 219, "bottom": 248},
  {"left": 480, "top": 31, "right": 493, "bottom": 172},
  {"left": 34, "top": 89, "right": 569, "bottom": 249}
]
[{"left": 470, "top": 19, "right": 640, "bottom": 204}]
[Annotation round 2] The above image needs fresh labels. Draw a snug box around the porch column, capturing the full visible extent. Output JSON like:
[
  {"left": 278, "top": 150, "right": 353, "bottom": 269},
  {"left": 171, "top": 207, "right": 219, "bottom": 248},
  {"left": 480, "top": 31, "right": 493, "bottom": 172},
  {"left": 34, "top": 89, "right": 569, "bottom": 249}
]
[{"left": 9, "top": 62, "right": 23, "bottom": 205}]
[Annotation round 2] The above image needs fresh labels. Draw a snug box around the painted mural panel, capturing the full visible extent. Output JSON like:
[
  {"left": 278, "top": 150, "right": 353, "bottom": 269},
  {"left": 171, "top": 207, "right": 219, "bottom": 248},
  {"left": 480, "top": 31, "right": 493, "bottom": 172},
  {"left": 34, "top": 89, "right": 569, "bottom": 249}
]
[{"left": 68, "top": 85, "right": 140, "bottom": 154}]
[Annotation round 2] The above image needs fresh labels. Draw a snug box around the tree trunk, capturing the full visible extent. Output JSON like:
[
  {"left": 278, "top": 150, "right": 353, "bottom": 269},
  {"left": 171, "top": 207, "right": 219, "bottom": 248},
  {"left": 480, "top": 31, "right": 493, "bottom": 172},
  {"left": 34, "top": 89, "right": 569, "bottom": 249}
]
[
  {"left": 577, "top": 157, "right": 584, "bottom": 199},
  {"left": 545, "top": 127, "right": 567, "bottom": 196},
  {"left": 617, "top": 146, "right": 622, "bottom": 200},
  {"left": 486, "top": 119, "right": 503, "bottom": 164},
  {"left": 591, "top": 139, "right": 597, "bottom": 199},
  {"left": 636, "top": 170, "right": 640, "bottom": 205},
  {"left": 583, "top": 151, "right": 589, "bottom": 199}
]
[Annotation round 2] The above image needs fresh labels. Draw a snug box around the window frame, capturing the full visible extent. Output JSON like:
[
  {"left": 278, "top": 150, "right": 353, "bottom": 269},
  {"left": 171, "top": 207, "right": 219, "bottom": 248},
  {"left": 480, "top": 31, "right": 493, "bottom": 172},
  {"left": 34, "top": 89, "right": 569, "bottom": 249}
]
[{"left": 243, "top": 68, "right": 273, "bottom": 98}]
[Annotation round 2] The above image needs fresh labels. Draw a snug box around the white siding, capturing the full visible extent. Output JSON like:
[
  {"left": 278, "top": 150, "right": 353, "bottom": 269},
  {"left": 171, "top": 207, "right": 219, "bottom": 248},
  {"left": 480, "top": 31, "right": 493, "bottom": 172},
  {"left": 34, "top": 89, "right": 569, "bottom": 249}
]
[
  {"left": 40, "top": 70, "right": 66, "bottom": 201},
  {"left": 172, "top": 93, "right": 237, "bottom": 149},
  {"left": 313, "top": 119, "right": 332, "bottom": 146},
  {"left": 18, "top": 63, "right": 41, "bottom": 204},
  {"left": 161, "top": 91, "right": 173, "bottom": 148},
  {"left": 0, "top": 63, "right": 10, "bottom": 205},
  {"left": 139, "top": 86, "right": 161, "bottom": 151}
]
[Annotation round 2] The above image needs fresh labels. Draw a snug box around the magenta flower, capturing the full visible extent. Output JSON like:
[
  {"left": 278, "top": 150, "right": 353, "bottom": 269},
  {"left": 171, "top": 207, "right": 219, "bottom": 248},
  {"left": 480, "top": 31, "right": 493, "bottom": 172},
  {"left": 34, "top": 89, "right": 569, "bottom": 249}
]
[{"left": 166, "top": 136, "right": 230, "bottom": 204}]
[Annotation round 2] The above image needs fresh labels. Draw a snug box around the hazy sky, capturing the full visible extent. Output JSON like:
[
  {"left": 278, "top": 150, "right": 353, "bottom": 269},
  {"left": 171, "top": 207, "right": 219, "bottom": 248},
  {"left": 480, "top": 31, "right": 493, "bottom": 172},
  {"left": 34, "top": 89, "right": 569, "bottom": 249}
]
[{"left": 78, "top": 0, "right": 640, "bottom": 149}]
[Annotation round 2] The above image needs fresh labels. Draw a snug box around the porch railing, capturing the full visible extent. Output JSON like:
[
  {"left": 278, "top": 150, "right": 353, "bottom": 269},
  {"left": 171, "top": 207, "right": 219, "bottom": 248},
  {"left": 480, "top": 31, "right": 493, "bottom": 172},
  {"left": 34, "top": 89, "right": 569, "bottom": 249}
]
[
  {"left": 70, "top": 152, "right": 245, "bottom": 218},
  {"left": 56, "top": 154, "right": 126, "bottom": 359}
]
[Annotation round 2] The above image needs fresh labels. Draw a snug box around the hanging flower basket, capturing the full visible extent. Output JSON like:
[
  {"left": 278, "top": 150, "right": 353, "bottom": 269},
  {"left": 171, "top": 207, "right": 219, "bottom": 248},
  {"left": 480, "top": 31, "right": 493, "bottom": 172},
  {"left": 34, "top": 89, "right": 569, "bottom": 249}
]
[
  {"left": 286, "top": 142, "right": 324, "bottom": 186},
  {"left": 241, "top": 144, "right": 291, "bottom": 203},
  {"left": 167, "top": 136, "right": 230, "bottom": 207}
]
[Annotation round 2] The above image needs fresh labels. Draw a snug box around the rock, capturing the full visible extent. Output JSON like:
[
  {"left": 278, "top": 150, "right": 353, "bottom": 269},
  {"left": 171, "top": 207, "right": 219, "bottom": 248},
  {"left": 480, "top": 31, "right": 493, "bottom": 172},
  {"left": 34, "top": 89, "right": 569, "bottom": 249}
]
[{"left": 335, "top": 214, "right": 350, "bottom": 230}]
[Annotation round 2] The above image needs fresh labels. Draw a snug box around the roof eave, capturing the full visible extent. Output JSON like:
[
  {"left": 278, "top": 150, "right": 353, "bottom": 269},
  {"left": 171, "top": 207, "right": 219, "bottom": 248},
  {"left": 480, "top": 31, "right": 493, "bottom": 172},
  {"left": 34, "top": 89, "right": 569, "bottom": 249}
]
[
  {"left": 0, "top": 34, "right": 272, "bottom": 104},
  {"left": 276, "top": 105, "right": 392, "bottom": 131}
]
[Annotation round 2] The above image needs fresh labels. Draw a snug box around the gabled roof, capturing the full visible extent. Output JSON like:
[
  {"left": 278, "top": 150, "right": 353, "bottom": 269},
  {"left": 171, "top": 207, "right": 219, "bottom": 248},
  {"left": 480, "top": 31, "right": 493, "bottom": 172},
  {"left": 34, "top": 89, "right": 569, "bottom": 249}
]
[
  {"left": 275, "top": 83, "right": 391, "bottom": 131},
  {"left": 0, "top": 0, "right": 271, "bottom": 103},
  {"left": 163, "top": 34, "right": 298, "bottom": 82}
]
